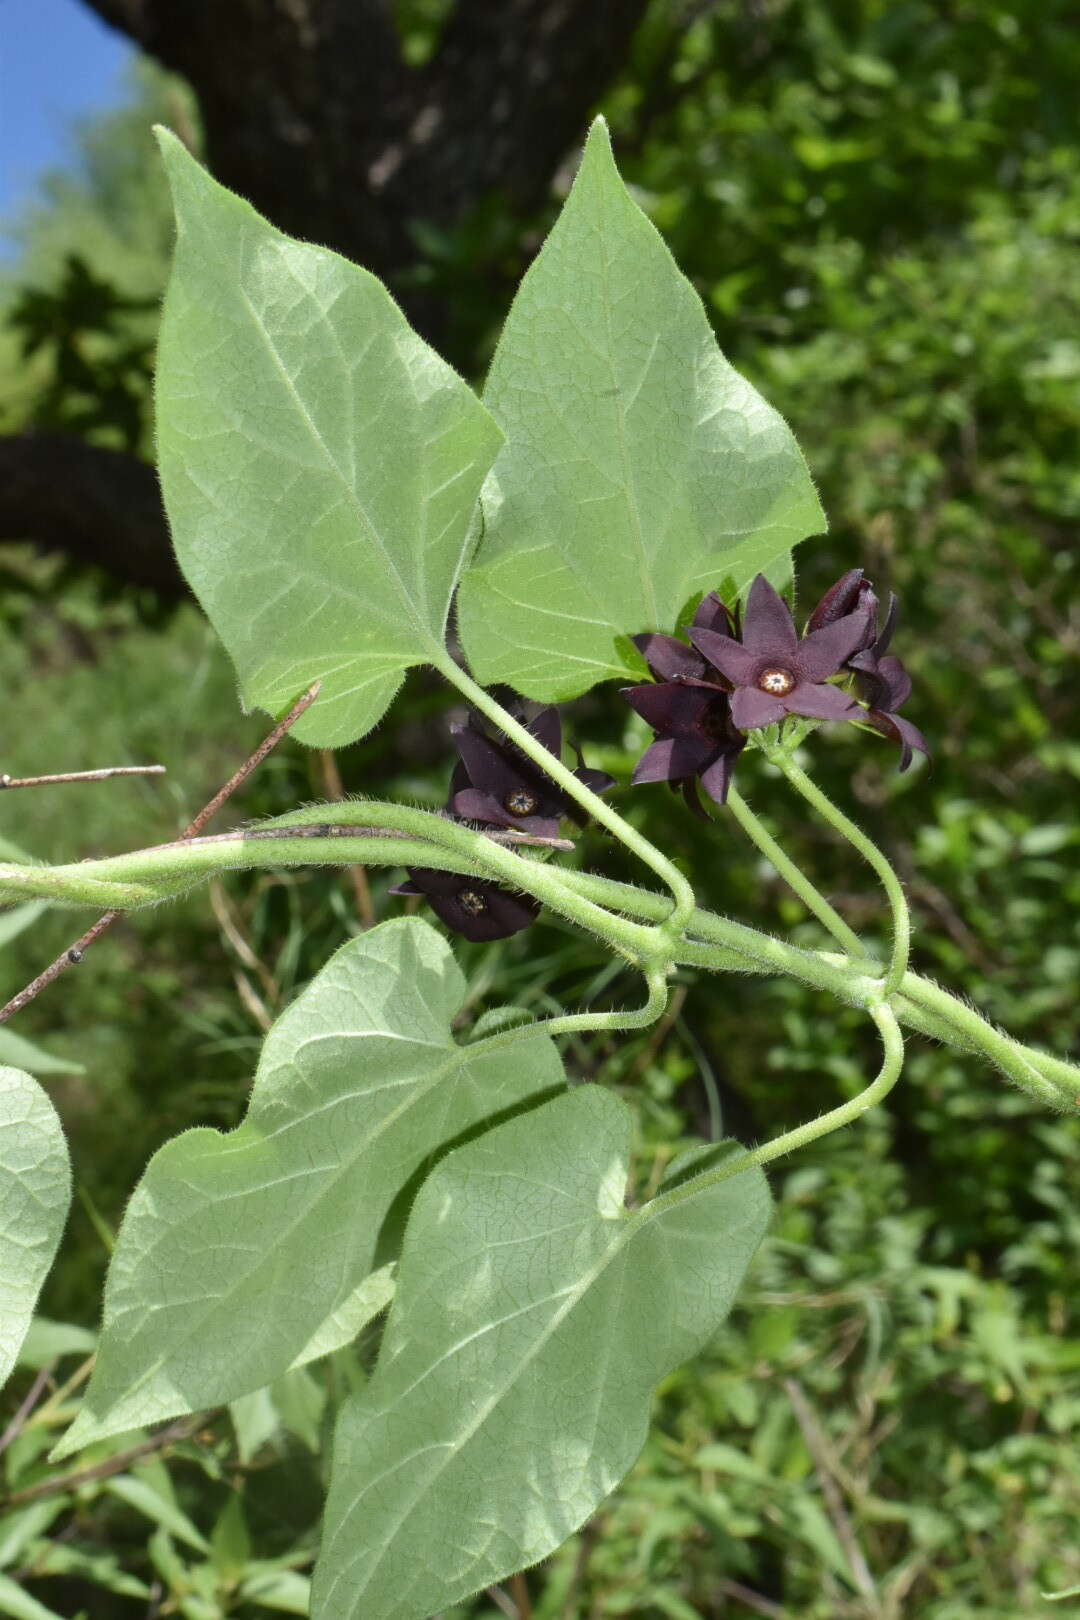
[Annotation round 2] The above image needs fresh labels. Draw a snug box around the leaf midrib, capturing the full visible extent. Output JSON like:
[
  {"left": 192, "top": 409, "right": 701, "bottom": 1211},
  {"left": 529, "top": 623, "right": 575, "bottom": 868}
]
[{"left": 334, "top": 1168, "right": 763, "bottom": 1612}]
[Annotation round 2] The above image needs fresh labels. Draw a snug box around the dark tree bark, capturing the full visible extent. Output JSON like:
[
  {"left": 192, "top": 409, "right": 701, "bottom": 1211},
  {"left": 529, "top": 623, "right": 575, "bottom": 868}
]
[
  {"left": 3, "top": 0, "right": 652, "bottom": 595},
  {"left": 0, "top": 435, "right": 183, "bottom": 598},
  {"left": 77, "top": 0, "right": 650, "bottom": 280}
]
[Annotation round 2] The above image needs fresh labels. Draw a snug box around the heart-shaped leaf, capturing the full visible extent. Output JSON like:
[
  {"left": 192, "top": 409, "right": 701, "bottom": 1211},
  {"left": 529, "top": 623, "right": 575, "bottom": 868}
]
[
  {"left": 56, "top": 919, "right": 563, "bottom": 1457},
  {"left": 313, "top": 1085, "right": 771, "bottom": 1620},
  {"left": 0, "top": 1067, "right": 71, "bottom": 1390},
  {"left": 458, "top": 118, "right": 824, "bottom": 700},
  {"left": 154, "top": 130, "right": 503, "bottom": 746}
]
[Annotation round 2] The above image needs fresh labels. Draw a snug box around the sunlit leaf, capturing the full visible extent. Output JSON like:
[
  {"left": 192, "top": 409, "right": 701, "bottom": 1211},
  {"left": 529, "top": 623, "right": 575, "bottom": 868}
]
[
  {"left": 0, "top": 1067, "right": 71, "bottom": 1390},
  {"left": 56, "top": 920, "right": 562, "bottom": 1457},
  {"left": 313, "top": 1085, "right": 770, "bottom": 1620},
  {"left": 154, "top": 130, "right": 502, "bottom": 746},
  {"left": 458, "top": 118, "right": 824, "bottom": 700}
]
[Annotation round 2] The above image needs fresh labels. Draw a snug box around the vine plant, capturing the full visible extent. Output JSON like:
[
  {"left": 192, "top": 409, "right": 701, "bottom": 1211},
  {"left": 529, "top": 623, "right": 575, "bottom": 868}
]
[{"left": 1, "top": 119, "right": 1076, "bottom": 1620}]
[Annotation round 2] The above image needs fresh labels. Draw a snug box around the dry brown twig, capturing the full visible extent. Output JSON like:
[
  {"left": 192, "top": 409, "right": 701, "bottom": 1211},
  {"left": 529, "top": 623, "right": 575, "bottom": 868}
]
[
  {"left": 0, "top": 765, "right": 166, "bottom": 791},
  {"left": 0, "top": 681, "right": 322, "bottom": 1025}
]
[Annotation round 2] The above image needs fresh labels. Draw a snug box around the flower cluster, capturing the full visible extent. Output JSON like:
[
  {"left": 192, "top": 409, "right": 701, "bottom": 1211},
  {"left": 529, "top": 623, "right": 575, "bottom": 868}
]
[
  {"left": 392, "top": 708, "right": 613, "bottom": 941},
  {"left": 622, "top": 570, "right": 927, "bottom": 809}
]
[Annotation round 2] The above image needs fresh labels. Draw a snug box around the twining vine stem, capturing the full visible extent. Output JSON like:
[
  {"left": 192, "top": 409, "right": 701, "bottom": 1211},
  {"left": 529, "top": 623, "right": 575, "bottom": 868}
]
[
  {"left": 724, "top": 784, "right": 866, "bottom": 959},
  {"left": 1, "top": 811, "right": 1075, "bottom": 1113},
  {"left": 766, "top": 746, "right": 912, "bottom": 995},
  {"left": 433, "top": 654, "right": 698, "bottom": 942}
]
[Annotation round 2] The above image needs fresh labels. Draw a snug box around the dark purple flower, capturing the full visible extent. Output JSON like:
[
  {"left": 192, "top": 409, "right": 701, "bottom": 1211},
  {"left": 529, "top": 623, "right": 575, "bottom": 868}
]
[
  {"left": 848, "top": 596, "right": 930, "bottom": 772},
  {"left": 449, "top": 707, "right": 613, "bottom": 840},
  {"left": 622, "top": 678, "right": 745, "bottom": 810},
  {"left": 689, "top": 574, "right": 869, "bottom": 731},
  {"left": 390, "top": 871, "right": 540, "bottom": 942},
  {"left": 806, "top": 568, "right": 879, "bottom": 638},
  {"left": 621, "top": 594, "right": 746, "bottom": 810}
]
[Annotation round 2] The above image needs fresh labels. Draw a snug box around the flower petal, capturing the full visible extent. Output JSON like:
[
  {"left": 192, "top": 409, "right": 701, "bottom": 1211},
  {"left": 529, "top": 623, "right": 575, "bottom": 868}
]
[
  {"left": 871, "top": 710, "right": 929, "bottom": 773},
  {"left": 403, "top": 867, "right": 466, "bottom": 897},
  {"left": 806, "top": 569, "right": 865, "bottom": 632},
  {"left": 692, "top": 592, "right": 737, "bottom": 637},
  {"left": 632, "top": 633, "right": 706, "bottom": 682},
  {"left": 741, "top": 574, "right": 799, "bottom": 657},
  {"left": 875, "top": 654, "right": 912, "bottom": 711},
  {"left": 452, "top": 725, "right": 524, "bottom": 802},
  {"left": 573, "top": 766, "right": 616, "bottom": 797},
  {"left": 449, "top": 787, "right": 512, "bottom": 827},
  {"left": 797, "top": 609, "right": 877, "bottom": 682},
  {"left": 688, "top": 626, "right": 759, "bottom": 686},
  {"left": 730, "top": 687, "right": 788, "bottom": 730},
  {"left": 631, "top": 735, "right": 713, "bottom": 784},
  {"left": 783, "top": 682, "right": 862, "bottom": 722},
  {"left": 621, "top": 681, "right": 716, "bottom": 738},
  {"left": 525, "top": 706, "right": 562, "bottom": 760},
  {"left": 699, "top": 747, "right": 741, "bottom": 805}
]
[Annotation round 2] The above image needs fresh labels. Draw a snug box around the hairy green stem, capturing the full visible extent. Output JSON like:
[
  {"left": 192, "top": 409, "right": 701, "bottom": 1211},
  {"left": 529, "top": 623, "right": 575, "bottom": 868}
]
[
  {"left": 768, "top": 748, "right": 911, "bottom": 995},
  {"left": 725, "top": 785, "right": 865, "bottom": 957},
  {"left": 2, "top": 819, "right": 1074, "bottom": 1110},
  {"left": 433, "top": 654, "right": 697, "bottom": 938},
  {"left": 648, "top": 1002, "right": 905, "bottom": 1212},
  {"left": 472, "top": 965, "right": 670, "bottom": 1053}
]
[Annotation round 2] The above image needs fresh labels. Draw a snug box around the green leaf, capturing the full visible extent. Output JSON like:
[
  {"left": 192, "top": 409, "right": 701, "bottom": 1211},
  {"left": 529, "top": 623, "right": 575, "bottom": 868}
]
[
  {"left": 0, "top": 901, "right": 48, "bottom": 951},
  {"left": 153, "top": 129, "right": 503, "bottom": 747},
  {"left": 104, "top": 1476, "right": 209, "bottom": 1554},
  {"left": 0, "top": 1573, "right": 67, "bottom": 1620},
  {"left": 290, "top": 1262, "right": 395, "bottom": 1370},
  {"left": 209, "top": 1495, "right": 251, "bottom": 1580},
  {"left": 0, "top": 1068, "right": 71, "bottom": 1390},
  {"left": 239, "top": 1565, "right": 313, "bottom": 1615},
  {"left": 313, "top": 1085, "right": 771, "bottom": 1620},
  {"left": 458, "top": 119, "right": 824, "bottom": 700},
  {"left": 0, "top": 1029, "right": 83, "bottom": 1079},
  {"left": 56, "top": 919, "right": 563, "bottom": 1457},
  {"left": 15, "top": 1317, "right": 95, "bottom": 1369}
]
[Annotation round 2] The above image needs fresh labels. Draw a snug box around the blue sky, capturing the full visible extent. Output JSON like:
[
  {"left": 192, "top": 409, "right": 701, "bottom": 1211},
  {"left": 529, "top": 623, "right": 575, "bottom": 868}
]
[{"left": 0, "top": 0, "right": 133, "bottom": 219}]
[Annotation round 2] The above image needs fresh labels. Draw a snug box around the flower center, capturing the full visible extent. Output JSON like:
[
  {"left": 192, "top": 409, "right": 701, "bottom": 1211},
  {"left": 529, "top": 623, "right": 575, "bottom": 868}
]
[
  {"left": 758, "top": 667, "right": 796, "bottom": 696},
  {"left": 458, "top": 889, "right": 488, "bottom": 917},
  {"left": 701, "top": 699, "right": 733, "bottom": 742},
  {"left": 505, "top": 789, "right": 538, "bottom": 816}
]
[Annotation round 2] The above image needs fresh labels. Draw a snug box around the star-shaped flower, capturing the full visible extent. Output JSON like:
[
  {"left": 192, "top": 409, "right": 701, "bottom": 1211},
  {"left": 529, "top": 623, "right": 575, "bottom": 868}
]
[
  {"left": 448, "top": 707, "right": 613, "bottom": 840},
  {"left": 689, "top": 574, "right": 870, "bottom": 731},
  {"left": 621, "top": 592, "right": 746, "bottom": 809},
  {"left": 389, "top": 870, "right": 540, "bottom": 942},
  {"left": 848, "top": 596, "right": 930, "bottom": 772}
]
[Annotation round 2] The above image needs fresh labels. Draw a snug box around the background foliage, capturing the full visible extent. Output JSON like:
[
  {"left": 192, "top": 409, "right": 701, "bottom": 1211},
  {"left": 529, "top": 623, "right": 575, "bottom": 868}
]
[{"left": 1, "top": 2, "right": 1077, "bottom": 1616}]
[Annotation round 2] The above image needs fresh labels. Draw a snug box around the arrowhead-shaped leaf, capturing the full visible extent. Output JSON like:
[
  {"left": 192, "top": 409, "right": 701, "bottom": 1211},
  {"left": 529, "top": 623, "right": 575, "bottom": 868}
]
[
  {"left": 457, "top": 118, "right": 825, "bottom": 700},
  {"left": 56, "top": 920, "right": 563, "bottom": 1457},
  {"left": 313, "top": 1085, "right": 771, "bottom": 1620},
  {"left": 154, "top": 130, "right": 503, "bottom": 746},
  {"left": 0, "top": 1067, "right": 71, "bottom": 1389}
]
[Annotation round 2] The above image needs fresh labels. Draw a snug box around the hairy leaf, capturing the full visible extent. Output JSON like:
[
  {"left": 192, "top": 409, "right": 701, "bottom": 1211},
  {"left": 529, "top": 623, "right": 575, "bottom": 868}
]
[
  {"left": 154, "top": 130, "right": 503, "bottom": 746},
  {"left": 0, "top": 1068, "right": 71, "bottom": 1390},
  {"left": 313, "top": 1085, "right": 771, "bottom": 1620},
  {"left": 56, "top": 920, "right": 562, "bottom": 1457},
  {"left": 457, "top": 119, "right": 824, "bottom": 699}
]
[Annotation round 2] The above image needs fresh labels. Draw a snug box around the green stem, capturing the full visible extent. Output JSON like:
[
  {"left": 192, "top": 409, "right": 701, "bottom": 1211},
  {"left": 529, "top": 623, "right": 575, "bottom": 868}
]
[
  {"left": 433, "top": 654, "right": 697, "bottom": 937},
  {"left": 472, "top": 965, "right": 670, "bottom": 1053},
  {"left": 3, "top": 820, "right": 1075, "bottom": 1110},
  {"left": 648, "top": 1002, "right": 905, "bottom": 1212},
  {"left": 725, "top": 784, "right": 865, "bottom": 957},
  {"left": 769, "top": 749, "right": 911, "bottom": 995}
]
